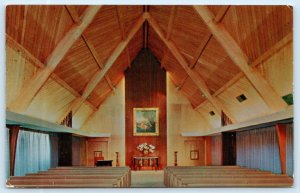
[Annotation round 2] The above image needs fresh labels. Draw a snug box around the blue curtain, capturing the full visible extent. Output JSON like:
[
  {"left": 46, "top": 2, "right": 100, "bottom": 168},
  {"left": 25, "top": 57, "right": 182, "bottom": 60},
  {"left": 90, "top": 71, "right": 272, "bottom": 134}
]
[
  {"left": 236, "top": 126, "right": 282, "bottom": 174},
  {"left": 14, "top": 130, "right": 51, "bottom": 176}
]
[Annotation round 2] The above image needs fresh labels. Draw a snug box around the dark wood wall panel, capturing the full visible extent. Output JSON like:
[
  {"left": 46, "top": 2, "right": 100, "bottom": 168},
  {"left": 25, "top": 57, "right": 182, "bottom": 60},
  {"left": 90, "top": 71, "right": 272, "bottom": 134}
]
[
  {"left": 211, "top": 134, "right": 222, "bottom": 165},
  {"left": 125, "top": 49, "right": 167, "bottom": 169}
]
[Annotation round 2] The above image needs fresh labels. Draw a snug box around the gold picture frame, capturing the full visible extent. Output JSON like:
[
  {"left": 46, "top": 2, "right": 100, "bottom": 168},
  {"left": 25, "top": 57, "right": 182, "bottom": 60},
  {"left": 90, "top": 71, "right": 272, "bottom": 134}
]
[{"left": 133, "top": 108, "right": 159, "bottom": 136}]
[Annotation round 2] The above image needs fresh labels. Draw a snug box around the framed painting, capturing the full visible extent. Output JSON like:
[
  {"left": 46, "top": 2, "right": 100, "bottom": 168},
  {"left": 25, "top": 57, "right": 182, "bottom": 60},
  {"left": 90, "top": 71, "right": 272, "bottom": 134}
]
[{"left": 133, "top": 108, "right": 159, "bottom": 136}]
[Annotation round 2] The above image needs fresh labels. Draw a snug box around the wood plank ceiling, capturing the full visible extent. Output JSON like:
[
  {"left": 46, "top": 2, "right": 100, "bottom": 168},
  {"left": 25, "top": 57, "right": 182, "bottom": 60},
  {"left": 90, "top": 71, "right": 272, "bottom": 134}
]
[{"left": 6, "top": 5, "right": 292, "bottom": 124}]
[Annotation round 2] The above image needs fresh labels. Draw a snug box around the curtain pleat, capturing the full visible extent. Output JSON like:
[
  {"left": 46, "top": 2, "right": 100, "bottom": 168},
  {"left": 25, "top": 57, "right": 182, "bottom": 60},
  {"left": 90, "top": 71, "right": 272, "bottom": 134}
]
[
  {"left": 14, "top": 130, "right": 51, "bottom": 176},
  {"left": 237, "top": 127, "right": 282, "bottom": 174}
]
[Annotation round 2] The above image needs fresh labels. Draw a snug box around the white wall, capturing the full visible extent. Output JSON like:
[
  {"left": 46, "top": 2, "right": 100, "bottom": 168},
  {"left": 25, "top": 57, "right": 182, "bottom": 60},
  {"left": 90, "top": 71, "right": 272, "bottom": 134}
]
[
  {"left": 167, "top": 73, "right": 211, "bottom": 166},
  {"left": 81, "top": 78, "right": 126, "bottom": 166}
]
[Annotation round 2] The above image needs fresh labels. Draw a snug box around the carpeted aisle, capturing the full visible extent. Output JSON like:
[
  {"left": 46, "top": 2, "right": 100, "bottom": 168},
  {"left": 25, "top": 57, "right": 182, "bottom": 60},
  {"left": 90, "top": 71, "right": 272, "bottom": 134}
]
[{"left": 131, "top": 171, "right": 165, "bottom": 188}]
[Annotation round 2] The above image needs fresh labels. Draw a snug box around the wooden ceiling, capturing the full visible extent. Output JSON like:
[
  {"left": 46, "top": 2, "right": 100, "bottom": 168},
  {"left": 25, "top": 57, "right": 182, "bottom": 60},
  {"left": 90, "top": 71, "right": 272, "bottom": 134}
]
[{"left": 6, "top": 5, "right": 293, "bottom": 124}]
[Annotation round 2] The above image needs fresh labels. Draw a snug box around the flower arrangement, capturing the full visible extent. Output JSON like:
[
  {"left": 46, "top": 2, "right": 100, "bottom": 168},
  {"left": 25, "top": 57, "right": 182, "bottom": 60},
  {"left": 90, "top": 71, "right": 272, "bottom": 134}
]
[{"left": 137, "top": 142, "right": 155, "bottom": 155}]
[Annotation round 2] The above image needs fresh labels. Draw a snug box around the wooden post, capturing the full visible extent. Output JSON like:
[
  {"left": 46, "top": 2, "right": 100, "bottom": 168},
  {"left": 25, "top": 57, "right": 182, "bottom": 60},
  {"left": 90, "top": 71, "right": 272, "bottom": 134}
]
[
  {"left": 205, "top": 137, "right": 212, "bottom": 166},
  {"left": 8, "top": 125, "right": 20, "bottom": 176},
  {"left": 276, "top": 124, "right": 287, "bottom": 174},
  {"left": 174, "top": 151, "right": 178, "bottom": 166},
  {"left": 116, "top": 152, "right": 120, "bottom": 167}
]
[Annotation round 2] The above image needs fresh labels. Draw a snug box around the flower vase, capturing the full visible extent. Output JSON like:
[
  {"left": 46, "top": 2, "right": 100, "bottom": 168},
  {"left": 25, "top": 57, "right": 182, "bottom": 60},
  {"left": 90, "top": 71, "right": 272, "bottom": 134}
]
[{"left": 143, "top": 150, "right": 149, "bottom": 156}]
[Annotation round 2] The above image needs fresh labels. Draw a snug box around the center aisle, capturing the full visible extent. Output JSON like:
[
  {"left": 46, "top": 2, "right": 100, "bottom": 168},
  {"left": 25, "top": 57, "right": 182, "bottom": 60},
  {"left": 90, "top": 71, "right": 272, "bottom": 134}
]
[{"left": 131, "top": 171, "right": 165, "bottom": 188}]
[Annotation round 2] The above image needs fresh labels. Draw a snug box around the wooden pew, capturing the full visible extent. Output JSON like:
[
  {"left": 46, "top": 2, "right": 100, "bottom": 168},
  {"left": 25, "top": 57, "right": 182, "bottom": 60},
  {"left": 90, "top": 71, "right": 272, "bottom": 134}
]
[
  {"left": 164, "top": 166, "right": 293, "bottom": 187},
  {"left": 7, "top": 166, "right": 131, "bottom": 188}
]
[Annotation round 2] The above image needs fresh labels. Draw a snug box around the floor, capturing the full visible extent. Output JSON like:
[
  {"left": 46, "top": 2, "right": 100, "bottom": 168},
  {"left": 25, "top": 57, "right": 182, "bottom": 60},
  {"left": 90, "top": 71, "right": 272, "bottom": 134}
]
[{"left": 131, "top": 170, "right": 165, "bottom": 188}]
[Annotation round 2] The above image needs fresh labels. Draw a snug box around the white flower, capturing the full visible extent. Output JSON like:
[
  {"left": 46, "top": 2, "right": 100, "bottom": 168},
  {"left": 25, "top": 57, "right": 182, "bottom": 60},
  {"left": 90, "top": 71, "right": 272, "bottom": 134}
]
[{"left": 137, "top": 142, "right": 155, "bottom": 153}]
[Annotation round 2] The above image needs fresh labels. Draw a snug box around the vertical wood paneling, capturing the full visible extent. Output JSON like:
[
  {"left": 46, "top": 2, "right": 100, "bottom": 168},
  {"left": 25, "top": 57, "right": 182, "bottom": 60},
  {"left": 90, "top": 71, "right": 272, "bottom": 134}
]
[
  {"left": 257, "top": 42, "right": 293, "bottom": 97},
  {"left": 125, "top": 49, "right": 167, "bottom": 169},
  {"left": 6, "top": 46, "right": 39, "bottom": 106},
  {"left": 24, "top": 78, "right": 76, "bottom": 123},
  {"left": 211, "top": 134, "right": 222, "bottom": 165},
  {"left": 236, "top": 126, "right": 282, "bottom": 174}
]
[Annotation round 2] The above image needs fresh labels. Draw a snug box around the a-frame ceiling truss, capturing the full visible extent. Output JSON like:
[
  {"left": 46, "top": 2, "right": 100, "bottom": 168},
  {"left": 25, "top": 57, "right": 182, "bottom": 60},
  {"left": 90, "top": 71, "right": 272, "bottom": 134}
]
[
  {"left": 6, "top": 5, "right": 291, "bottom": 131},
  {"left": 65, "top": 5, "right": 116, "bottom": 94},
  {"left": 193, "top": 5, "right": 288, "bottom": 113},
  {"left": 146, "top": 12, "right": 237, "bottom": 123},
  {"left": 57, "top": 14, "right": 146, "bottom": 123},
  {"left": 8, "top": 6, "right": 102, "bottom": 113}
]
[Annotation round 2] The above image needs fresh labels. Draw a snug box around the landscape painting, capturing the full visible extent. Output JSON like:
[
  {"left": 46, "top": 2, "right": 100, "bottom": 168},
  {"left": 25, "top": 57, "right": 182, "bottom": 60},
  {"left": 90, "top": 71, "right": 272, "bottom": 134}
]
[{"left": 133, "top": 108, "right": 159, "bottom": 136}]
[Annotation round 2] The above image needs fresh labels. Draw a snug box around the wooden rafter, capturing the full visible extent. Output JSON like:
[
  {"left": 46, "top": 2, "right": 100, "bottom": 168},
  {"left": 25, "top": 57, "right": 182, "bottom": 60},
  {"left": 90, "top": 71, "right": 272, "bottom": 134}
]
[
  {"left": 8, "top": 6, "right": 101, "bottom": 113},
  {"left": 57, "top": 14, "right": 146, "bottom": 123},
  {"left": 6, "top": 33, "right": 98, "bottom": 111},
  {"left": 147, "top": 13, "right": 237, "bottom": 123},
  {"left": 214, "top": 5, "right": 230, "bottom": 22},
  {"left": 193, "top": 21, "right": 292, "bottom": 111},
  {"left": 66, "top": 5, "right": 116, "bottom": 93},
  {"left": 50, "top": 74, "right": 97, "bottom": 111},
  {"left": 193, "top": 5, "right": 287, "bottom": 112},
  {"left": 181, "top": 6, "right": 230, "bottom": 88}
]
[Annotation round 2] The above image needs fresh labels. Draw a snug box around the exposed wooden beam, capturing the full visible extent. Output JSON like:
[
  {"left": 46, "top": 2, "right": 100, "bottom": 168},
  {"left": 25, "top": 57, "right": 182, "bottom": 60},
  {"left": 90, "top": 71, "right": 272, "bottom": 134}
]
[
  {"left": 252, "top": 32, "right": 292, "bottom": 67},
  {"left": 193, "top": 5, "right": 287, "bottom": 112},
  {"left": 275, "top": 124, "right": 287, "bottom": 174},
  {"left": 66, "top": 5, "right": 116, "bottom": 93},
  {"left": 166, "top": 6, "right": 177, "bottom": 40},
  {"left": 147, "top": 13, "right": 236, "bottom": 123},
  {"left": 189, "top": 6, "right": 229, "bottom": 69},
  {"left": 214, "top": 5, "right": 230, "bottom": 22},
  {"left": 65, "top": 5, "right": 81, "bottom": 23},
  {"left": 7, "top": 33, "right": 98, "bottom": 111},
  {"left": 8, "top": 6, "right": 101, "bottom": 113},
  {"left": 6, "top": 34, "right": 44, "bottom": 68},
  {"left": 177, "top": 75, "right": 189, "bottom": 91},
  {"left": 50, "top": 74, "right": 97, "bottom": 111},
  {"left": 57, "top": 15, "right": 146, "bottom": 123},
  {"left": 116, "top": 6, "right": 126, "bottom": 40},
  {"left": 189, "top": 34, "right": 212, "bottom": 69},
  {"left": 194, "top": 32, "right": 293, "bottom": 110}
]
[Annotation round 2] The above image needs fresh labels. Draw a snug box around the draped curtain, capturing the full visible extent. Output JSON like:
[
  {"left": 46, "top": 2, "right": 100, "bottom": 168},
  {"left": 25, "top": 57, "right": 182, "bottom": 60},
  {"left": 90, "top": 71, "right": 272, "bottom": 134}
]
[
  {"left": 14, "top": 130, "right": 51, "bottom": 176},
  {"left": 236, "top": 126, "right": 282, "bottom": 174}
]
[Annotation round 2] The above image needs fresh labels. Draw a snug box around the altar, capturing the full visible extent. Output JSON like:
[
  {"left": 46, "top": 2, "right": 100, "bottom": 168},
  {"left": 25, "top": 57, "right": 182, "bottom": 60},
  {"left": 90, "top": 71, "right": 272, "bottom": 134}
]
[{"left": 132, "top": 156, "right": 159, "bottom": 170}]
